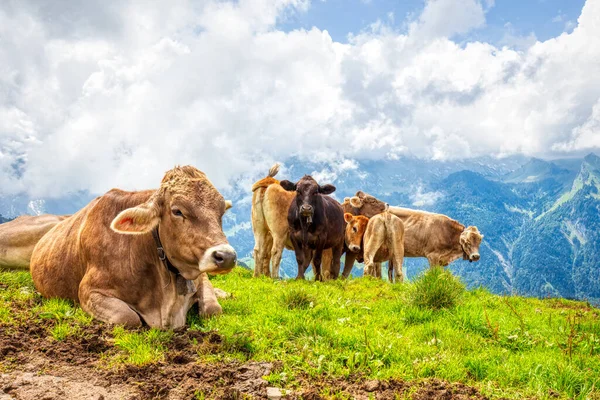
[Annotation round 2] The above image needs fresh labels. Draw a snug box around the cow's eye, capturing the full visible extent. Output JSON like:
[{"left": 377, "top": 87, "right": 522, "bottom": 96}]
[
  {"left": 353, "top": 226, "right": 357, "bottom": 232},
  {"left": 172, "top": 208, "right": 184, "bottom": 218}
]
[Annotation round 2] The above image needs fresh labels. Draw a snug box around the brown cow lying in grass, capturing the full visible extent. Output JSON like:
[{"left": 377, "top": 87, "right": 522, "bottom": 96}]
[
  {"left": 350, "top": 191, "right": 484, "bottom": 267},
  {"left": 343, "top": 211, "right": 405, "bottom": 282},
  {"left": 0, "top": 214, "right": 70, "bottom": 270},
  {"left": 30, "top": 166, "right": 237, "bottom": 328}
]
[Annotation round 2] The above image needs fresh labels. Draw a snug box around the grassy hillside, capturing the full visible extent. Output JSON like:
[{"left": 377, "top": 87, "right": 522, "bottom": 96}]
[{"left": 1, "top": 268, "right": 599, "bottom": 399}]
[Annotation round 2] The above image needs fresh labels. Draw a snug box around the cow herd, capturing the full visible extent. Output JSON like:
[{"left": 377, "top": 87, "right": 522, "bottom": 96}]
[
  {"left": 0, "top": 164, "right": 483, "bottom": 329},
  {"left": 251, "top": 164, "right": 483, "bottom": 282}
]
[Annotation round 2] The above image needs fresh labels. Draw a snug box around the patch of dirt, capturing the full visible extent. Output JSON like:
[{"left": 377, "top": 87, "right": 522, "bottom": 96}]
[
  {"left": 290, "top": 376, "right": 493, "bottom": 400},
  {"left": 1, "top": 320, "right": 493, "bottom": 400}
]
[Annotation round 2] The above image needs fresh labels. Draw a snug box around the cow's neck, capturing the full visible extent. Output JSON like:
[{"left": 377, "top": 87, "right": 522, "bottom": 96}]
[{"left": 151, "top": 227, "right": 196, "bottom": 296}]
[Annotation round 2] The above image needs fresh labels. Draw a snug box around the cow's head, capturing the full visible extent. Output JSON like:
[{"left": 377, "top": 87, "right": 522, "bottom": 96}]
[
  {"left": 349, "top": 191, "right": 388, "bottom": 217},
  {"left": 280, "top": 175, "right": 336, "bottom": 224},
  {"left": 343, "top": 213, "right": 369, "bottom": 253},
  {"left": 110, "top": 166, "right": 237, "bottom": 280},
  {"left": 460, "top": 226, "right": 483, "bottom": 262}
]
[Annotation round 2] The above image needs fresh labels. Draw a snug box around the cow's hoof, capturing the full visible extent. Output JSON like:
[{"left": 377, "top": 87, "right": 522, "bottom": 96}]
[
  {"left": 213, "top": 288, "right": 231, "bottom": 299},
  {"left": 200, "top": 302, "right": 223, "bottom": 317}
]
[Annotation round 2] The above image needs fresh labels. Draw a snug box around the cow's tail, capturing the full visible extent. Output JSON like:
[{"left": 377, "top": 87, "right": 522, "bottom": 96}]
[
  {"left": 251, "top": 163, "right": 281, "bottom": 192},
  {"left": 268, "top": 163, "right": 280, "bottom": 178}
]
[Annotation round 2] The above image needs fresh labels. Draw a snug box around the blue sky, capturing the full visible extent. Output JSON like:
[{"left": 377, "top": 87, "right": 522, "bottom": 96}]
[{"left": 280, "top": 0, "right": 585, "bottom": 44}]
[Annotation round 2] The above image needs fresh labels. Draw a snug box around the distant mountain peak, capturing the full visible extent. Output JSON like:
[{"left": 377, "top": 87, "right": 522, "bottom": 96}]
[
  {"left": 583, "top": 152, "right": 600, "bottom": 169},
  {"left": 502, "top": 157, "right": 569, "bottom": 184}
]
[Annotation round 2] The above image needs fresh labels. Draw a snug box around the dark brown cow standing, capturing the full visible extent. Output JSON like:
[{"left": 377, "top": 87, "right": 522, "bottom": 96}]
[
  {"left": 280, "top": 176, "right": 345, "bottom": 281},
  {"left": 30, "top": 166, "right": 237, "bottom": 329}
]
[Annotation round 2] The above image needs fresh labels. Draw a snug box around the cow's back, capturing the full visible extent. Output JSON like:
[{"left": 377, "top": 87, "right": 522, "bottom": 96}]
[
  {"left": 30, "top": 201, "right": 101, "bottom": 300},
  {"left": 0, "top": 214, "right": 70, "bottom": 270},
  {"left": 388, "top": 206, "right": 461, "bottom": 258}
]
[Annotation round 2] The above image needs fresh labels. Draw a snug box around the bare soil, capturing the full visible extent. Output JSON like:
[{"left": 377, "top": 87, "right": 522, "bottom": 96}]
[{"left": 1, "top": 321, "right": 492, "bottom": 400}]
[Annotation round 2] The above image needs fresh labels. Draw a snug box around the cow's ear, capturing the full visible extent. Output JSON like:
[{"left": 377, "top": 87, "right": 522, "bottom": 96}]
[
  {"left": 350, "top": 196, "right": 363, "bottom": 208},
  {"left": 111, "top": 200, "right": 160, "bottom": 235},
  {"left": 355, "top": 190, "right": 366, "bottom": 198},
  {"left": 225, "top": 200, "right": 233, "bottom": 211},
  {"left": 344, "top": 213, "right": 354, "bottom": 223},
  {"left": 319, "top": 184, "right": 336, "bottom": 195},
  {"left": 280, "top": 180, "right": 296, "bottom": 191}
]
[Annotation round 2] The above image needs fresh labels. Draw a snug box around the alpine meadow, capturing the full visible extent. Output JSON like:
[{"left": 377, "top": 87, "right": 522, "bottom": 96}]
[{"left": 2, "top": 0, "right": 600, "bottom": 399}]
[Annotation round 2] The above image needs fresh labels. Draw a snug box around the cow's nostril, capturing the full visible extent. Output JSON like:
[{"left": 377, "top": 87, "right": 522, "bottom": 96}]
[{"left": 212, "top": 250, "right": 236, "bottom": 269}]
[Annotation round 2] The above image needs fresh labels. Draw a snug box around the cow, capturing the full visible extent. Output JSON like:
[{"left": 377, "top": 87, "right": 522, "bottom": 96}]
[
  {"left": 280, "top": 176, "right": 345, "bottom": 281},
  {"left": 30, "top": 166, "right": 237, "bottom": 329},
  {"left": 349, "top": 191, "right": 483, "bottom": 267},
  {"left": 0, "top": 214, "right": 71, "bottom": 270},
  {"left": 251, "top": 164, "right": 295, "bottom": 279},
  {"left": 343, "top": 211, "right": 405, "bottom": 282},
  {"left": 251, "top": 166, "right": 388, "bottom": 279}
]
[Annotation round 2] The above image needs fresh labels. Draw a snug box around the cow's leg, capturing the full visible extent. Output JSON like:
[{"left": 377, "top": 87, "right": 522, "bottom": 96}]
[
  {"left": 427, "top": 256, "right": 442, "bottom": 268},
  {"left": 291, "top": 236, "right": 307, "bottom": 279},
  {"left": 392, "top": 254, "right": 404, "bottom": 283},
  {"left": 363, "top": 234, "right": 384, "bottom": 279},
  {"left": 330, "top": 245, "right": 343, "bottom": 280},
  {"left": 388, "top": 259, "right": 394, "bottom": 282},
  {"left": 374, "top": 263, "right": 382, "bottom": 279},
  {"left": 78, "top": 272, "right": 142, "bottom": 327},
  {"left": 196, "top": 272, "right": 223, "bottom": 317},
  {"left": 270, "top": 235, "right": 286, "bottom": 279},
  {"left": 312, "top": 247, "right": 324, "bottom": 282},
  {"left": 253, "top": 232, "right": 270, "bottom": 277},
  {"left": 391, "top": 227, "right": 405, "bottom": 282},
  {"left": 342, "top": 252, "right": 357, "bottom": 279},
  {"left": 320, "top": 249, "right": 333, "bottom": 281},
  {"left": 81, "top": 292, "right": 142, "bottom": 327}
]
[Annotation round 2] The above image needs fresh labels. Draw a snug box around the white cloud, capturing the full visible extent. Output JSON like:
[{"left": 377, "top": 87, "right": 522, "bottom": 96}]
[
  {"left": 0, "top": 0, "right": 599, "bottom": 198},
  {"left": 409, "top": 0, "right": 487, "bottom": 40},
  {"left": 410, "top": 184, "right": 444, "bottom": 207}
]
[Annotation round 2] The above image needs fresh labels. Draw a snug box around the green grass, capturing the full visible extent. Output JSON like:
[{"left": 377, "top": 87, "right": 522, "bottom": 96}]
[{"left": 1, "top": 268, "right": 600, "bottom": 399}]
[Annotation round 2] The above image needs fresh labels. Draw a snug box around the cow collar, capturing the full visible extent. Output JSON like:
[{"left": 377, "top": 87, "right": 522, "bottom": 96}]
[{"left": 151, "top": 228, "right": 197, "bottom": 295}]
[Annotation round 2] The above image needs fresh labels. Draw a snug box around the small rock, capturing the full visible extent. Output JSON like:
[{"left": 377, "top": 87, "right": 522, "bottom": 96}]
[
  {"left": 267, "top": 386, "right": 283, "bottom": 399},
  {"left": 363, "top": 380, "right": 380, "bottom": 392}
]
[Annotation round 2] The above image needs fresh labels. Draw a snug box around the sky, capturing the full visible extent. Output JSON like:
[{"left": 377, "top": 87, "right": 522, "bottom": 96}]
[{"left": 0, "top": 0, "right": 598, "bottom": 197}]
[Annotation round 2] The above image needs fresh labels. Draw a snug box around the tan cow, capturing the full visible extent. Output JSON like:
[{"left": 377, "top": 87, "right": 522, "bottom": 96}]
[
  {"left": 251, "top": 166, "right": 388, "bottom": 279},
  {"left": 0, "top": 214, "right": 70, "bottom": 270},
  {"left": 344, "top": 211, "right": 405, "bottom": 282},
  {"left": 30, "top": 166, "right": 237, "bottom": 328},
  {"left": 251, "top": 164, "right": 295, "bottom": 278},
  {"left": 350, "top": 191, "right": 483, "bottom": 267}
]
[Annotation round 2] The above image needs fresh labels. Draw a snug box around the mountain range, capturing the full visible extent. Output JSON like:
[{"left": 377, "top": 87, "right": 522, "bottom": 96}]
[{"left": 1, "top": 153, "right": 599, "bottom": 305}]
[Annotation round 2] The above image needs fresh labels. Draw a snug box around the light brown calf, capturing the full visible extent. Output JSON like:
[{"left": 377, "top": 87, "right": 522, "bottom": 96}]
[
  {"left": 0, "top": 214, "right": 70, "bottom": 270},
  {"left": 30, "top": 166, "right": 237, "bottom": 328},
  {"left": 344, "top": 211, "right": 405, "bottom": 282},
  {"left": 350, "top": 191, "right": 483, "bottom": 267}
]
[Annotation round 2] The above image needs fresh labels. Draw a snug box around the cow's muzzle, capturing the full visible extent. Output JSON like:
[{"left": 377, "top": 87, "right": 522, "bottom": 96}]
[
  {"left": 349, "top": 244, "right": 361, "bottom": 253},
  {"left": 300, "top": 205, "right": 313, "bottom": 216},
  {"left": 469, "top": 253, "right": 480, "bottom": 262},
  {"left": 300, "top": 205, "right": 314, "bottom": 224},
  {"left": 200, "top": 244, "right": 237, "bottom": 274}
]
